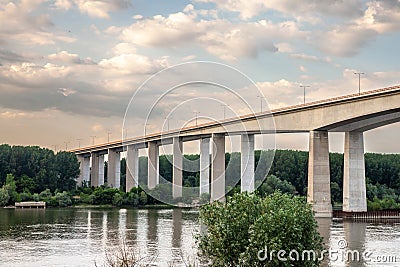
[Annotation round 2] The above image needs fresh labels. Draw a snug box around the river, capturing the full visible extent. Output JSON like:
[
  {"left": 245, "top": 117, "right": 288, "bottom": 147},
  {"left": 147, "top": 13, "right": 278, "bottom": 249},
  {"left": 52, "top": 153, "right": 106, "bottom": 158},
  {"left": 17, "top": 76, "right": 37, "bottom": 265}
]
[{"left": 0, "top": 208, "right": 399, "bottom": 266}]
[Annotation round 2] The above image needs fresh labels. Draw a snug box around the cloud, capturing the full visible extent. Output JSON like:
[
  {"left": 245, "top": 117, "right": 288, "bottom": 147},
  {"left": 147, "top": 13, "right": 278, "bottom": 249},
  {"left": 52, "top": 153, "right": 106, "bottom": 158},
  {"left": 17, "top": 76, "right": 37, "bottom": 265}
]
[
  {"left": 314, "top": 25, "right": 377, "bottom": 57},
  {"left": 0, "top": 0, "right": 75, "bottom": 46},
  {"left": 114, "top": 8, "right": 307, "bottom": 61},
  {"left": 48, "top": 51, "right": 96, "bottom": 64},
  {"left": 357, "top": 0, "right": 400, "bottom": 33},
  {"left": 55, "top": 0, "right": 130, "bottom": 19},
  {"left": 58, "top": 87, "right": 77, "bottom": 96},
  {"left": 289, "top": 53, "right": 331, "bottom": 63},
  {"left": 194, "top": 0, "right": 364, "bottom": 20}
]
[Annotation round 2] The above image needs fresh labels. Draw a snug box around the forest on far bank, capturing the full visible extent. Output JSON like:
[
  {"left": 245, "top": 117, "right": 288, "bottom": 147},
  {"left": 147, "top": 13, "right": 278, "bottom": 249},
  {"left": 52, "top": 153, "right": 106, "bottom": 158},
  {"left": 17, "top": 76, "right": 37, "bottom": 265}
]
[{"left": 1, "top": 144, "right": 400, "bottom": 209}]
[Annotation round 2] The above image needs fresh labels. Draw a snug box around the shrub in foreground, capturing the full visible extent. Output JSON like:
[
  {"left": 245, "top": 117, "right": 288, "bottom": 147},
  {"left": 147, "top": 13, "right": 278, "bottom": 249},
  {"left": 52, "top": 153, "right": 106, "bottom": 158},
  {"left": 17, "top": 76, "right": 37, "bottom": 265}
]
[{"left": 197, "top": 192, "right": 323, "bottom": 267}]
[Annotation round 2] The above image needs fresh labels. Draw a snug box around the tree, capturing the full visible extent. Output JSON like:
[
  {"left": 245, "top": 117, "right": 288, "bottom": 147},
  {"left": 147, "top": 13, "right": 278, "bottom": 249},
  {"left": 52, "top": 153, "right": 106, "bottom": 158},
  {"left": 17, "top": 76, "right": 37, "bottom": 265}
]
[
  {"left": 3, "top": 174, "right": 17, "bottom": 204},
  {"left": 197, "top": 192, "right": 322, "bottom": 267},
  {"left": 257, "top": 175, "right": 296, "bottom": 197},
  {"left": 0, "top": 188, "right": 10, "bottom": 206},
  {"left": 54, "top": 151, "right": 80, "bottom": 191}
]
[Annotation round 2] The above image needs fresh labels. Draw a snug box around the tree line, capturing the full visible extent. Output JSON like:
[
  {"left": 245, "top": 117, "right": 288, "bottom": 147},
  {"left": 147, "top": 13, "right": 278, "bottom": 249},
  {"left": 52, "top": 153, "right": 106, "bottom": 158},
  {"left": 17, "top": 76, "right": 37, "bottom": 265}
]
[{"left": 1, "top": 144, "right": 400, "bottom": 209}]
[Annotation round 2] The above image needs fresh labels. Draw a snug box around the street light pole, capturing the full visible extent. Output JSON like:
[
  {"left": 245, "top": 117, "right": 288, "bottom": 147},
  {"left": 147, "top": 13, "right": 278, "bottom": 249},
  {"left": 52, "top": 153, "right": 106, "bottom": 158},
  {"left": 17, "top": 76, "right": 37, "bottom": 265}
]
[
  {"left": 90, "top": 136, "right": 96, "bottom": 146},
  {"left": 257, "top": 96, "right": 265, "bottom": 112},
  {"left": 193, "top": 111, "right": 200, "bottom": 126},
  {"left": 220, "top": 104, "right": 229, "bottom": 120},
  {"left": 354, "top": 72, "right": 365, "bottom": 95},
  {"left": 76, "top": 138, "right": 83, "bottom": 148},
  {"left": 64, "top": 141, "right": 70, "bottom": 151},
  {"left": 300, "top": 85, "right": 310, "bottom": 104},
  {"left": 107, "top": 131, "right": 112, "bottom": 143}
]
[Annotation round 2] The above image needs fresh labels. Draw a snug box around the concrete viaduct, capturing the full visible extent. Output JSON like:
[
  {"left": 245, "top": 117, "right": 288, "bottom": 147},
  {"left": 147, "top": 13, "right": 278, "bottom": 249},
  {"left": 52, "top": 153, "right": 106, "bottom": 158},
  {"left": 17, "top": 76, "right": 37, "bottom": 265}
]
[{"left": 70, "top": 85, "right": 400, "bottom": 217}]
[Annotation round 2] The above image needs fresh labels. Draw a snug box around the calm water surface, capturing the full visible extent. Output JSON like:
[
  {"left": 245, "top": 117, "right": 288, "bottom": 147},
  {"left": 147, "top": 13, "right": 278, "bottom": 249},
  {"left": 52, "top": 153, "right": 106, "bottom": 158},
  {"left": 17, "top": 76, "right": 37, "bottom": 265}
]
[{"left": 0, "top": 208, "right": 399, "bottom": 266}]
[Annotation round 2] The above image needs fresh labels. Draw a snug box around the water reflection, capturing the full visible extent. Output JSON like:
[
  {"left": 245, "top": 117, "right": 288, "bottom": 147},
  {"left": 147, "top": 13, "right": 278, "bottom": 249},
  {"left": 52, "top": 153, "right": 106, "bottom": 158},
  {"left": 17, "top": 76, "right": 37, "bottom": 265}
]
[{"left": 0, "top": 208, "right": 399, "bottom": 267}]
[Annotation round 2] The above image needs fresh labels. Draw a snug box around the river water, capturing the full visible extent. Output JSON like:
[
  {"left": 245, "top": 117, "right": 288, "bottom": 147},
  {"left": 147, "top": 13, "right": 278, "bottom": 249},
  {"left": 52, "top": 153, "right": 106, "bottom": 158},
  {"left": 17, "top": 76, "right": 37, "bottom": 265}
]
[{"left": 0, "top": 208, "right": 399, "bottom": 267}]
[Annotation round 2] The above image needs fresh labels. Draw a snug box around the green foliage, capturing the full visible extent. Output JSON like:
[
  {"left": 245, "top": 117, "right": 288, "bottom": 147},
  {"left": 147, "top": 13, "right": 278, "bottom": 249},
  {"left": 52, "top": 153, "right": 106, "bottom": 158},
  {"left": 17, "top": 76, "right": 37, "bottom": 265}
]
[
  {"left": 91, "top": 187, "right": 120, "bottom": 205},
  {"left": 198, "top": 192, "right": 322, "bottom": 267},
  {"left": 0, "top": 187, "right": 10, "bottom": 206},
  {"left": 54, "top": 191, "right": 72, "bottom": 207},
  {"left": 139, "top": 191, "right": 148, "bottom": 205},
  {"left": 3, "top": 174, "right": 18, "bottom": 204},
  {"left": 367, "top": 196, "right": 400, "bottom": 210},
  {"left": 256, "top": 175, "right": 296, "bottom": 197},
  {"left": 113, "top": 193, "right": 124, "bottom": 207},
  {"left": 0, "top": 145, "right": 79, "bottom": 193},
  {"left": 39, "top": 189, "right": 52, "bottom": 201}
]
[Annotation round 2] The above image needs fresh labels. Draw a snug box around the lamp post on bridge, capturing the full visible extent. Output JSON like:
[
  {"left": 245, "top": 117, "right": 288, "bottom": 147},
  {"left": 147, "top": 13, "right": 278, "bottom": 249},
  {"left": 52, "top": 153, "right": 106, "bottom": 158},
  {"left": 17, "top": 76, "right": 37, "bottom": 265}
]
[
  {"left": 64, "top": 141, "right": 70, "bottom": 151},
  {"left": 90, "top": 135, "right": 96, "bottom": 146},
  {"left": 257, "top": 96, "right": 266, "bottom": 113},
  {"left": 300, "top": 85, "right": 310, "bottom": 104},
  {"left": 76, "top": 138, "right": 83, "bottom": 148},
  {"left": 193, "top": 111, "right": 200, "bottom": 126},
  {"left": 108, "top": 131, "right": 112, "bottom": 143},
  {"left": 354, "top": 72, "right": 365, "bottom": 95},
  {"left": 220, "top": 104, "right": 229, "bottom": 120},
  {"left": 164, "top": 117, "right": 172, "bottom": 131}
]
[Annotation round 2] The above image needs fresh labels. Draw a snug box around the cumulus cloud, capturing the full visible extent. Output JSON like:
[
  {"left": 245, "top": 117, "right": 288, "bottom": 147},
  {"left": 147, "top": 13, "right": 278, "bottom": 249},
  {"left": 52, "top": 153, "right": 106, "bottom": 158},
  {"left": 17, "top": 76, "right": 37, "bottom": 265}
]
[
  {"left": 48, "top": 51, "right": 96, "bottom": 64},
  {"left": 0, "top": 0, "right": 75, "bottom": 46},
  {"left": 114, "top": 8, "right": 306, "bottom": 61},
  {"left": 194, "top": 0, "right": 364, "bottom": 20},
  {"left": 55, "top": 0, "right": 130, "bottom": 19}
]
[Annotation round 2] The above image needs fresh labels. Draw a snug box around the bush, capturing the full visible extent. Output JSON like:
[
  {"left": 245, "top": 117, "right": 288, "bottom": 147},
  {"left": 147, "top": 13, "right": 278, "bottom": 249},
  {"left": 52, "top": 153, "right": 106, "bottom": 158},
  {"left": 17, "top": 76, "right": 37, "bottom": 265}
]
[
  {"left": 92, "top": 187, "right": 120, "bottom": 205},
  {"left": 39, "top": 189, "right": 52, "bottom": 201},
  {"left": 197, "top": 192, "right": 323, "bottom": 267},
  {"left": 139, "top": 191, "right": 148, "bottom": 205},
  {"left": 55, "top": 191, "right": 72, "bottom": 207},
  {"left": 0, "top": 188, "right": 10, "bottom": 206},
  {"left": 113, "top": 193, "right": 124, "bottom": 207},
  {"left": 19, "top": 191, "right": 33, "bottom": 202}
]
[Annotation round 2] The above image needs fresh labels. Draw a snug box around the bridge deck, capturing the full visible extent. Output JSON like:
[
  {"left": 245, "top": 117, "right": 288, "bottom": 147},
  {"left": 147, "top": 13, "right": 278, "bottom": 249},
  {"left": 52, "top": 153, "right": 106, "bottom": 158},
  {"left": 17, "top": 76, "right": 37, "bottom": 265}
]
[{"left": 70, "top": 84, "right": 400, "bottom": 154}]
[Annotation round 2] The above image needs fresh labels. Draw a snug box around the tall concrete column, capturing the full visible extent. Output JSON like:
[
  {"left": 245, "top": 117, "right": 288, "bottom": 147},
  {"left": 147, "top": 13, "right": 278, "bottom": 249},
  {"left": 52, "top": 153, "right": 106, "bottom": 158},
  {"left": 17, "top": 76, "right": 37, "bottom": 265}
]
[
  {"left": 200, "top": 138, "right": 210, "bottom": 195},
  {"left": 172, "top": 137, "right": 183, "bottom": 199},
  {"left": 126, "top": 145, "right": 139, "bottom": 192},
  {"left": 148, "top": 141, "right": 159, "bottom": 189},
  {"left": 77, "top": 155, "right": 85, "bottom": 187},
  {"left": 241, "top": 134, "right": 255, "bottom": 192},
  {"left": 98, "top": 155, "right": 105, "bottom": 186},
  {"left": 343, "top": 131, "right": 367, "bottom": 212},
  {"left": 83, "top": 156, "right": 90, "bottom": 185},
  {"left": 107, "top": 149, "right": 120, "bottom": 188},
  {"left": 115, "top": 153, "right": 121, "bottom": 189},
  {"left": 91, "top": 153, "right": 99, "bottom": 187},
  {"left": 308, "top": 130, "right": 332, "bottom": 217},
  {"left": 211, "top": 133, "right": 225, "bottom": 202}
]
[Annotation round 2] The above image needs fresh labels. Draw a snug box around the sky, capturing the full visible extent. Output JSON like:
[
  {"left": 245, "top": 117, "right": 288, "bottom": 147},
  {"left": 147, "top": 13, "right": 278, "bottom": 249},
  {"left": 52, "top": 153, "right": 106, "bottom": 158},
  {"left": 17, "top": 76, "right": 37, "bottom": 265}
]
[{"left": 0, "top": 0, "right": 399, "bottom": 154}]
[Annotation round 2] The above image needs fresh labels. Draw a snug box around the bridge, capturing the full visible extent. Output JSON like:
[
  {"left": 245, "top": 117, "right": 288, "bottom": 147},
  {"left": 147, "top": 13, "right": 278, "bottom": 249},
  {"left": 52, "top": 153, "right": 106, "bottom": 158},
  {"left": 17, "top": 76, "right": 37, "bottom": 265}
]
[{"left": 70, "top": 85, "right": 400, "bottom": 217}]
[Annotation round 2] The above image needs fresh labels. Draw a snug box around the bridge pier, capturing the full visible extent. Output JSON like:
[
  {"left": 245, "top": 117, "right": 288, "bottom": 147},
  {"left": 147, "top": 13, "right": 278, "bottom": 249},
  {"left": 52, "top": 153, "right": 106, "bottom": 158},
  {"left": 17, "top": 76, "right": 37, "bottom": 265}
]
[
  {"left": 241, "top": 134, "right": 255, "bottom": 192},
  {"left": 98, "top": 155, "right": 105, "bottom": 186},
  {"left": 307, "top": 130, "right": 332, "bottom": 217},
  {"left": 343, "top": 131, "right": 367, "bottom": 212},
  {"left": 172, "top": 137, "right": 183, "bottom": 199},
  {"left": 77, "top": 155, "right": 90, "bottom": 187},
  {"left": 126, "top": 145, "right": 139, "bottom": 192},
  {"left": 200, "top": 138, "right": 210, "bottom": 196},
  {"left": 211, "top": 133, "right": 225, "bottom": 202},
  {"left": 148, "top": 141, "right": 159, "bottom": 190},
  {"left": 107, "top": 149, "right": 120, "bottom": 189},
  {"left": 90, "top": 152, "right": 99, "bottom": 187}
]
